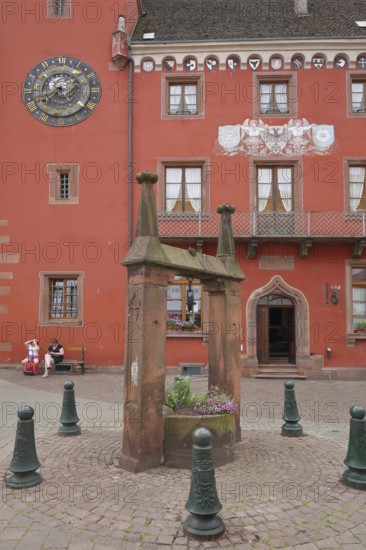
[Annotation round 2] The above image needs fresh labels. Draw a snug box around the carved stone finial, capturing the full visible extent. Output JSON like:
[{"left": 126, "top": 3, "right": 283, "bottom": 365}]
[
  {"left": 136, "top": 171, "right": 158, "bottom": 185},
  {"left": 217, "top": 203, "right": 236, "bottom": 214}
]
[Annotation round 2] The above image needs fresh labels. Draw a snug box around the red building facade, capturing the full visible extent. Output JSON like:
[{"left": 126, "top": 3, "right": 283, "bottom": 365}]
[{"left": 2, "top": 0, "right": 366, "bottom": 377}]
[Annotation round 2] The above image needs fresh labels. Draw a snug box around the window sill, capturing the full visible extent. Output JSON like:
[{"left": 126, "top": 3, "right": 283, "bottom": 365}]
[
  {"left": 167, "top": 331, "right": 203, "bottom": 338},
  {"left": 346, "top": 332, "right": 366, "bottom": 347},
  {"left": 40, "top": 320, "right": 83, "bottom": 327}
]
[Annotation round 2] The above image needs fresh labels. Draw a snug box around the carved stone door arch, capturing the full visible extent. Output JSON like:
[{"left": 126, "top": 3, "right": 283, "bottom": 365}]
[{"left": 246, "top": 276, "right": 310, "bottom": 365}]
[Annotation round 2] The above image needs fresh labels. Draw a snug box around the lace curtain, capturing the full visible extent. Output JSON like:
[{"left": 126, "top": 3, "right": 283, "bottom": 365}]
[
  {"left": 352, "top": 83, "right": 364, "bottom": 112},
  {"left": 350, "top": 167, "right": 366, "bottom": 211},
  {"left": 258, "top": 168, "right": 272, "bottom": 211},
  {"left": 166, "top": 168, "right": 182, "bottom": 211},
  {"left": 185, "top": 167, "right": 201, "bottom": 212},
  {"left": 278, "top": 168, "right": 293, "bottom": 212}
]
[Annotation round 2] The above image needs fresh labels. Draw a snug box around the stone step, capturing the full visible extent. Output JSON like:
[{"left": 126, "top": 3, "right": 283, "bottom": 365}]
[{"left": 255, "top": 365, "right": 307, "bottom": 379}]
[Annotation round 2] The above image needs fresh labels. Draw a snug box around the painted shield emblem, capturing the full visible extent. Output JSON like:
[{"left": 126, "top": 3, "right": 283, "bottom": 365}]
[
  {"left": 206, "top": 58, "right": 217, "bottom": 71},
  {"left": 335, "top": 57, "right": 346, "bottom": 69},
  {"left": 270, "top": 58, "right": 282, "bottom": 70},
  {"left": 142, "top": 60, "right": 154, "bottom": 72},
  {"left": 312, "top": 125, "right": 335, "bottom": 148},
  {"left": 357, "top": 57, "right": 366, "bottom": 69},
  {"left": 264, "top": 126, "right": 288, "bottom": 154},
  {"left": 292, "top": 57, "right": 303, "bottom": 70},
  {"left": 248, "top": 58, "right": 260, "bottom": 70},
  {"left": 218, "top": 125, "right": 241, "bottom": 150},
  {"left": 227, "top": 57, "right": 239, "bottom": 70},
  {"left": 185, "top": 58, "right": 196, "bottom": 71},
  {"left": 164, "top": 59, "right": 175, "bottom": 71},
  {"left": 312, "top": 57, "right": 325, "bottom": 69}
]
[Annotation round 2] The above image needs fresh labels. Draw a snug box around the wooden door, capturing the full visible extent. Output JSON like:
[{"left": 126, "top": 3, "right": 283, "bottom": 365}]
[{"left": 257, "top": 305, "right": 269, "bottom": 364}]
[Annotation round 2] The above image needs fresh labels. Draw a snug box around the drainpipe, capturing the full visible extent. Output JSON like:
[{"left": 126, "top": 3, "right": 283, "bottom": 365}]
[{"left": 128, "top": 37, "right": 133, "bottom": 246}]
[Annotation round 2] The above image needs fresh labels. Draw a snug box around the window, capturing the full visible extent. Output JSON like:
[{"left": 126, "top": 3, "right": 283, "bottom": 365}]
[
  {"left": 165, "top": 166, "right": 202, "bottom": 212},
  {"left": 157, "top": 159, "right": 209, "bottom": 213},
  {"left": 352, "top": 267, "right": 366, "bottom": 330},
  {"left": 161, "top": 73, "right": 205, "bottom": 119},
  {"left": 253, "top": 73, "right": 297, "bottom": 118},
  {"left": 259, "top": 82, "right": 288, "bottom": 114},
  {"left": 349, "top": 165, "right": 366, "bottom": 211},
  {"left": 169, "top": 84, "right": 197, "bottom": 115},
  {"left": 167, "top": 277, "right": 202, "bottom": 330},
  {"left": 351, "top": 81, "right": 366, "bottom": 113},
  {"left": 47, "top": 0, "right": 72, "bottom": 18},
  {"left": 257, "top": 166, "right": 293, "bottom": 212},
  {"left": 39, "top": 272, "right": 83, "bottom": 325},
  {"left": 347, "top": 72, "right": 366, "bottom": 117},
  {"left": 47, "top": 163, "right": 79, "bottom": 204}
]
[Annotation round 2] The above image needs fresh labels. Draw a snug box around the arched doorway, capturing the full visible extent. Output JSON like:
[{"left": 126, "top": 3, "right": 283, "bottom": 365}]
[
  {"left": 257, "top": 295, "right": 295, "bottom": 364},
  {"left": 246, "top": 276, "right": 311, "bottom": 368}
]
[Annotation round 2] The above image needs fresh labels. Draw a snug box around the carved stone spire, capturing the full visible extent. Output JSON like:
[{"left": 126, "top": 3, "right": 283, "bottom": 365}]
[
  {"left": 216, "top": 203, "right": 236, "bottom": 261},
  {"left": 135, "top": 171, "right": 159, "bottom": 238}
]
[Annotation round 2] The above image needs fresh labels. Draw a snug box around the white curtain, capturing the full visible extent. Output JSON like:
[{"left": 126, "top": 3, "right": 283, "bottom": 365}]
[
  {"left": 166, "top": 168, "right": 182, "bottom": 211},
  {"left": 352, "top": 83, "right": 364, "bottom": 112},
  {"left": 185, "top": 167, "right": 201, "bottom": 212},
  {"left": 258, "top": 168, "right": 272, "bottom": 211},
  {"left": 185, "top": 85, "right": 197, "bottom": 114},
  {"left": 350, "top": 166, "right": 365, "bottom": 211},
  {"left": 51, "top": 280, "right": 63, "bottom": 318},
  {"left": 260, "top": 84, "right": 272, "bottom": 113},
  {"left": 169, "top": 85, "right": 182, "bottom": 114},
  {"left": 278, "top": 168, "right": 293, "bottom": 212},
  {"left": 66, "top": 279, "right": 77, "bottom": 318},
  {"left": 275, "top": 84, "right": 288, "bottom": 113}
]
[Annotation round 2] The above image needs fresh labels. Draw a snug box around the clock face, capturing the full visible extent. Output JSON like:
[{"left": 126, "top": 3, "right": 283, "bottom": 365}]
[{"left": 23, "top": 56, "right": 101, "bottom": 126}]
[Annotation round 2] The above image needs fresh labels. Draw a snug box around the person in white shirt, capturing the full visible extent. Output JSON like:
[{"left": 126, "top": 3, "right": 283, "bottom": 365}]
[{"left": 21, "top": 339, "right": 40, "bottom": 368}]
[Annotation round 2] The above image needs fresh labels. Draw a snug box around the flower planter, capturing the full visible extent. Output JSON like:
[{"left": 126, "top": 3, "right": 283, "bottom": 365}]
[{"left": 164, "top": 413, "right": 236, "bottom": 469}]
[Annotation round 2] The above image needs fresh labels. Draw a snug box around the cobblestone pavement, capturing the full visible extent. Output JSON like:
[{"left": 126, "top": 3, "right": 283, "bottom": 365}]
[{"left": 1, "top": 369, "right": 366, "bottom": 549}]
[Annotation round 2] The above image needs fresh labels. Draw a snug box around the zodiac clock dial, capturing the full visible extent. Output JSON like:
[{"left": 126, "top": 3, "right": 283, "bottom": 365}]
[{"left": 23, "top": 56, "right": 101, "bottom": 126}]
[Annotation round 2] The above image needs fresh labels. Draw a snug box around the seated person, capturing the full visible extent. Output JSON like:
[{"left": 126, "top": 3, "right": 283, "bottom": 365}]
[
  {"left": 43, "top": 338, "right": 64, "bottom": 378},
  {"left": 21, "top": 339, "right": 39, "bottom": 368}
]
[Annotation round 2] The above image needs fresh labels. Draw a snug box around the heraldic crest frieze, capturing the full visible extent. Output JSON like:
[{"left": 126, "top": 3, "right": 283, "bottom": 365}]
[{"left": 216, "top": 119, "right": 335, "bottom": 157}]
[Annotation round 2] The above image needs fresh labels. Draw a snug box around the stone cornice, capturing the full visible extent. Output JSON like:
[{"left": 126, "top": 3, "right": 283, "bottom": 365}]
[{"left": 131, "top": 38, "right": 366, "bottom": 72}]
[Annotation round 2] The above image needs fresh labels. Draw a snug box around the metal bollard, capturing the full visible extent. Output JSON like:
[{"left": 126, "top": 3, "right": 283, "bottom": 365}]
[
  {"left": 342, "top": 405, "right": 366, "bottom": 490},
  {"left": 6, "top": 405, "right": 42, "bottom": 488},
  {"left": 282, "top": 380, "right": 303, "bottom": 437},
  {"left": 184, "top": 427, "right": 225, "bottom": 540},
  {"left": 58, "top": 380, "right": 81, "bottom": 436}
]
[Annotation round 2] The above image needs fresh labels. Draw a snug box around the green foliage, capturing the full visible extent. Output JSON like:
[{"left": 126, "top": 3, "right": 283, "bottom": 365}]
[
  {"left": 165, "top": 375, "right": 197, "bottom": 409},
  {"left": 165, "top": 376, "right": 237, "bottom": 415},
  {"left": 355, "top": 320, "right": 366, "bottom": 329}
]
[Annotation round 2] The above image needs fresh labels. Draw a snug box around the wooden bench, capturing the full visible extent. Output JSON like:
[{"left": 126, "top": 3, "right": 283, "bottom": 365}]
[{"left": 40, "top": 347, "right": 86, "bottom": 375}]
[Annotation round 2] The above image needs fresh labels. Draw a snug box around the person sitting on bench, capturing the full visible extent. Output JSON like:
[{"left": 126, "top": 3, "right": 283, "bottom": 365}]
[{"left": 43, "top": 338, "right": 64, "bottom": 378}]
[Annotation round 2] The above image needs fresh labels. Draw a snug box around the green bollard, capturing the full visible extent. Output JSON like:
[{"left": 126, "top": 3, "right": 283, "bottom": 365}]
[
  {"left": 58, "top": 380, "right": 81, "bottom": 436},
  {"left": 282, "top": 380, "right": 303, "bottom": 437},
  {"left": 6, "top": 405, "right": 42, "bottom": 488},
  {"left": 184, "top": 427, "right": 225, "bottom": 540},
  {"left": 342, "top": 406, "right": 366, "bottom": 490}
]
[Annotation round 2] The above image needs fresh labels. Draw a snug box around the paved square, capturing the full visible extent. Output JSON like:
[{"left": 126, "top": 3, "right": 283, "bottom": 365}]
[{"left": 1, "top": 370, "right": 366, "bottom": 549}]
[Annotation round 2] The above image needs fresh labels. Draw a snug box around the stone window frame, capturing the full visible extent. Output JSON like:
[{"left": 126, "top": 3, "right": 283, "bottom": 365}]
[
  {"left": 47, "top": 0, "right": 72, "bottom": 19},
  {"left": 39, "top": 271, "right": 84, "bottom": 326},
  {"left": 161, "top": 73, "right": 205, "bottom": 120},
  {"left": 249, "top": 157, "right": 303, "bottom": 212},
  {"left": 157, "top": 157, "right": 210, "bottom": 213},
  {"left": 47, "top": 163, "right": 79, "bottom": 205},
  {"left": 347, "top": 70, "right": 366, "bottom": 118},
  {"left": 253, "top": 72, "right": 298, "bottom": 118}
]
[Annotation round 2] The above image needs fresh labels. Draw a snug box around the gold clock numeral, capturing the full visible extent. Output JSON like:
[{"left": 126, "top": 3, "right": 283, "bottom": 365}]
[
  {"left": 91, "top": 87, "right": 100, "bottom": 93},
  {"left": 86, "top": 72, "right": 95, "bottom": 79},
  {"left": 27, "top": 101, "right": 37, "bottom": 112},
  {"left": 58, "top": 118, "right": 64, "bottom": 125},
  {"left": 76, "top": 61, "right": 81, "bottom": 68},
  {"left": 58, "top": 57, "right": 66, "bottom": 64},
  {"left": 41, "top": 61, "right": 49, "bottom": 68},
  {"left": 75, "top": 114, "right": 82, "bottom": 121},
  {"left": 23, "top": 89, "right": 33, "bottom": 93},
  {"left": 40, "top": 114, "right": 49, "bottom": 122},
  {"left": 86, "top": 101, "right": 96, "bottom": 110}
]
